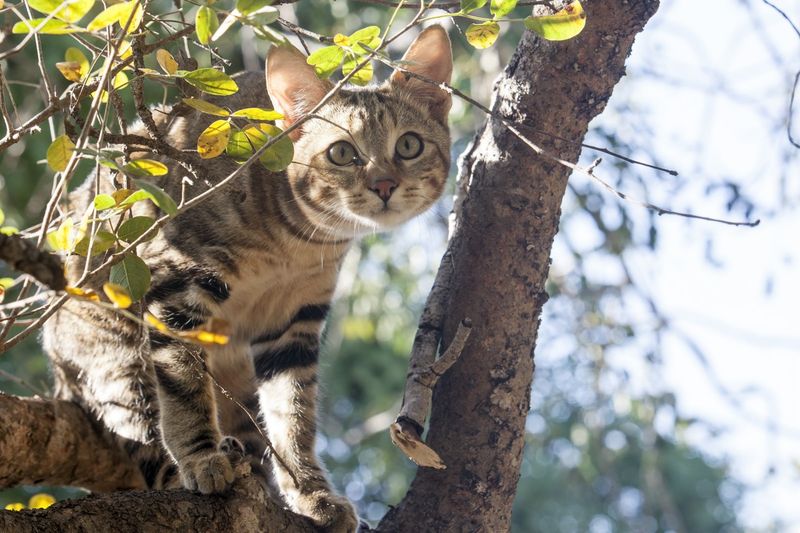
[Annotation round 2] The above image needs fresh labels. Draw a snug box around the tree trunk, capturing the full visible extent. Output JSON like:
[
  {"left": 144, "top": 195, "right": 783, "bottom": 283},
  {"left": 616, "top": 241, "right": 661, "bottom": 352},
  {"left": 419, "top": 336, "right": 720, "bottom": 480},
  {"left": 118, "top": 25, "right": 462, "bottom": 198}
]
[{"left": 379, "top": 2, "right": 661, "bottom": 531}]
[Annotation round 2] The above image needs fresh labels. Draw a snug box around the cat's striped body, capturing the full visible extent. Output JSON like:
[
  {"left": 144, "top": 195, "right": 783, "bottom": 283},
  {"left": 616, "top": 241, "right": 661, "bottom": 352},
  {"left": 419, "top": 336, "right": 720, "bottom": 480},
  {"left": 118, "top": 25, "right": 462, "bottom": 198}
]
[{"left": 43, "top": 27, "right": 452, "bottom": 532}]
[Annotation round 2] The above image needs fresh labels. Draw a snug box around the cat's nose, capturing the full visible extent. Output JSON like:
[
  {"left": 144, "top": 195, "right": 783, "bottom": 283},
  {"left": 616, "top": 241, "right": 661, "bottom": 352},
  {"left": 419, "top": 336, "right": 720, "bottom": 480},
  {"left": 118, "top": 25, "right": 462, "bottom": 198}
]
[{"left": 369, "top": 179, "right": 398, "bottom": 203}]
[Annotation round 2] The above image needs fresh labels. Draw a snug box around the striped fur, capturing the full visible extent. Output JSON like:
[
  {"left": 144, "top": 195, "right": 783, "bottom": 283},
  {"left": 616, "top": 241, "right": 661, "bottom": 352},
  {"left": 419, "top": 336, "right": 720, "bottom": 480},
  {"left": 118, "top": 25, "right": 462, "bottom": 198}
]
[{"left": 43, "top": 26, "right": 452, "bottom": 532}]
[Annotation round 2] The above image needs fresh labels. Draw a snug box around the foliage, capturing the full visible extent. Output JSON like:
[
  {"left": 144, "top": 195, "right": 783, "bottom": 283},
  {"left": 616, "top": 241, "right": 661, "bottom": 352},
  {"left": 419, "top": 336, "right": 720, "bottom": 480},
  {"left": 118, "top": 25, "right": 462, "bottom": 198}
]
[{"left": 0, "top": 0, "right": 787, "bottom": 528}]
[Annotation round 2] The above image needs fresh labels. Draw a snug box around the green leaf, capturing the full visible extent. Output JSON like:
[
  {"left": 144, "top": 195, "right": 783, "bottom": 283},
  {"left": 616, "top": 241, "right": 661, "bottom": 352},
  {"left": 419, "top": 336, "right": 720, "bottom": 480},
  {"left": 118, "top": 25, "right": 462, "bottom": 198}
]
[
  {"left": 93, "top": 194, "right": 116, "bottom": 211},
  {"left": 348, "top": 26, "right": 382, "bottom": 54},
  {"left": 116, "top": 189, "right": 151, "bottom": 210},
  {"left": 86, "top": 1, "right": 142, "bottom": 32},
  {"left": 117, "top": 216, "right": 156, "bottom": 243},
  {"left": 122, "top": 159, "right": 168, "bottom": 177},
  {"left": 460, "top": 0, "right": 487, "bottom": 14},
  {"left": 12, "top": 19, "right": 82, "bottom": 35},
  {"left": 195, "top": 6, "right": 218, "bottom": 45},
  {"left": 258, "top": 124, "right": 293, "bottom": 171},
  {"left": 236, "top": 0, "right": 273, "bottom": 15},
  {"left": 28, "top": 0, "right": 93, "bottom": 23},
  {"left": 183, "top": 97, "right": 230, "bottom": 117},
  {"left": 197, "top": 119, "right": 231, "bottom": 159},
  {"left": 342, "top": 55, "right": 373, "bottom": 86},
  {"left": 74, "top": 230, "right": 116, "bottom": 257},
  {"left": 110, "top": 254, "right": 150, "bottom": 302},
  {"left": 465, "top": 21, "right": 500, "bottom": 49},
  {"left": 227, "top": 122, "right": 293, "bottom": 168},
  {"left": 0, "top": 208, "right": 4, "bottom": 226},
  {"left": 0, "top": 227, "right": 19, "bottom": 236},
  {"left": 47, "top": 135, "right": 75, "bottom": 172},
  {"left": 524, "top": 0, "right": 586, "bottom": 41},
  {"left": 242, "top": 8, "right": 278, "bottom": 27},
  {"left": 306, "top": 45, "right": 344, "bottom": 79},
  {"left": 230, "top": 107, "right": 283, "bottom": 121},
  {"left": 490, "top": 0, "right": 516, "bottom": 18},
  {"left": 182, "top": 68, "right": 239, "bottom": 96},
  {"left": 134, "top": 180, "right": 178, "bottom": 216}
]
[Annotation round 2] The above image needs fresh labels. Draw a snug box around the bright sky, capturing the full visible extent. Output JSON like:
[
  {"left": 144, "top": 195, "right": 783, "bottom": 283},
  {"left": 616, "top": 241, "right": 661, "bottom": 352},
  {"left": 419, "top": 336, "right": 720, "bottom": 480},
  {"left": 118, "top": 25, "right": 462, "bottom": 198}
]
[{"left": 572, "top": 0, "right": 800, "bottom": 528}]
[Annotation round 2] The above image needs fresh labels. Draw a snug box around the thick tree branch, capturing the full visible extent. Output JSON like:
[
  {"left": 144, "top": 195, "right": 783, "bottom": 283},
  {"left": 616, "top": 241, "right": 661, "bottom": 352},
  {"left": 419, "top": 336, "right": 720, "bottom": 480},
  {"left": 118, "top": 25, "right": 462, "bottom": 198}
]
[
  {"left": 0, "top": 393, "right": 142, "bottom": 491},
  {"left": 0, "top": 393, "right": 317, "bottom": 532},
  {"left": 0, "top": 234, "right": 66, "bottom": 291},
  {"left": 0, "top": 473, "right": 316, "bottom": 533}
]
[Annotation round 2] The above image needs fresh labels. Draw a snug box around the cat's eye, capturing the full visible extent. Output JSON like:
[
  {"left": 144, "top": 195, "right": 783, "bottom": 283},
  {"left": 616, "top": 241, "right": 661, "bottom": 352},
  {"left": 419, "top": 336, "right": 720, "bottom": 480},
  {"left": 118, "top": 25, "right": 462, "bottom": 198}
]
[
  {"left": 395, "top": 132, "right": 424, "bottom": 160},
  {"left": 327, "top": 141, "right": 359, "bottom": 166}
]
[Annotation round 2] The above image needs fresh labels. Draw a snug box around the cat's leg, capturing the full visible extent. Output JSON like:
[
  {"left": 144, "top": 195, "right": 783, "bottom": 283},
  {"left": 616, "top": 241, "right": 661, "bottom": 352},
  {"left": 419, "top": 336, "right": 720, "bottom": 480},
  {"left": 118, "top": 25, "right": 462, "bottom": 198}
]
[
  {"left": 150, "top": 335, "right": 234, "bottom": 494},
  {"left": 252, "top": 333, "right": 358, "bottom": 533},
  {"left": 208, "top": 344, "right": 274, "bottom": 487}
]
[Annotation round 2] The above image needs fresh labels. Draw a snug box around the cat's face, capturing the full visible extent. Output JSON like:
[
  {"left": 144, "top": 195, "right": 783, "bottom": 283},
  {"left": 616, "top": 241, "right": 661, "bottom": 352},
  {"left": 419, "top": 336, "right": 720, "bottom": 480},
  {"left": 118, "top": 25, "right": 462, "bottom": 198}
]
[
  {"left": 267, "top": 26, "right": 453, "bottom": 239},
  {"left": 286, "top": 88, "right": 449, "bottom": 234}
]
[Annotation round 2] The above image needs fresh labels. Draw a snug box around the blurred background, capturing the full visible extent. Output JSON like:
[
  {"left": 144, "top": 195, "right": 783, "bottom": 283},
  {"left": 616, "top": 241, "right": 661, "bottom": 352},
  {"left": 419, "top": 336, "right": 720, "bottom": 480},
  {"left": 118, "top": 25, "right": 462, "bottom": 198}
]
[{"left": 1, "top": 0, "right": 798, "bottom": 530}]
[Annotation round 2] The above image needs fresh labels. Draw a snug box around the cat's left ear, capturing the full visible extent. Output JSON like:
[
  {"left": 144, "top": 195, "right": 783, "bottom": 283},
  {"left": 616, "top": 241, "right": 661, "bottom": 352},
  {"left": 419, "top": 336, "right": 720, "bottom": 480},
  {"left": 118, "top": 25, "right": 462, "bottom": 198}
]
[
  {"left": 389, "top": 25, "right": 453, "bottom": 122},
  {"left": 266, "top": 44, "right": 333, "bottom": 139}
]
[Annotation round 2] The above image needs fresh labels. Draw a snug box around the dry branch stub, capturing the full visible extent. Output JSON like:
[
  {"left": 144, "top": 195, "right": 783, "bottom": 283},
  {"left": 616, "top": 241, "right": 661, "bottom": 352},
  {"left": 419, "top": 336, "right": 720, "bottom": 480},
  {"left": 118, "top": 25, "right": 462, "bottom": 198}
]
[{"left": 391, "top": 318, "right": 472, "bottom": 468}]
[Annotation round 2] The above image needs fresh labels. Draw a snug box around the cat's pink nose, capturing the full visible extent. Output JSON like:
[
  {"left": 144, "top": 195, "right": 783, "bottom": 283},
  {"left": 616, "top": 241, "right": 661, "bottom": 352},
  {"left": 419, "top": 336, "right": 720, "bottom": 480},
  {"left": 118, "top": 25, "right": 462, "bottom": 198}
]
[{"left": 369, "top": 179, "right": 398, "bottom": 203}]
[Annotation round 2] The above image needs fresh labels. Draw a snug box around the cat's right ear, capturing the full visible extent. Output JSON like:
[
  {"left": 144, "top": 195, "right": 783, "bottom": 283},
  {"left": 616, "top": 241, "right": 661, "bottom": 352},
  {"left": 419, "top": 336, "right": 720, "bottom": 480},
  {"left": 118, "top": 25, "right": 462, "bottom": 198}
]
[
  {"left": 389, "top": 25, "right": 453, "bottom": 122},
  {"left": 266, "top": 44, "right": 333, "bottom": 138}
]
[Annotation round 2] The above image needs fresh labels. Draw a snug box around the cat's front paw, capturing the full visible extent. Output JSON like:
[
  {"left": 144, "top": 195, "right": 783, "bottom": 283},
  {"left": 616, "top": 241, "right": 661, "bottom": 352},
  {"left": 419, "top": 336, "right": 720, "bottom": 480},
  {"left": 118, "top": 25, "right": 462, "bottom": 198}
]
[
  {"left": 179, "top": 451, "right": 235, "bottom": 494},
  {"left": 294, "top": 491, "right": 359, "bottom": 533}
]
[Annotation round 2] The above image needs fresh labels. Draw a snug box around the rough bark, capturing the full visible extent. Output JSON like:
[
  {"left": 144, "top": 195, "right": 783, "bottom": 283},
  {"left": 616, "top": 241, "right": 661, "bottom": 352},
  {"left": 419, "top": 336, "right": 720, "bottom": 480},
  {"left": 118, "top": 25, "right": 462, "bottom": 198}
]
[
  {"left": 379, "top": 2, "right": 661, "bottom": 531},
  {"left": 0, "top": 394, "right": 316, "bottom": 531},
  {"left": 0, "top": 393, "right": 143, "bottom": 492},
  {"left": 0, "top": 474, "right": 316, "bottom": 533}
]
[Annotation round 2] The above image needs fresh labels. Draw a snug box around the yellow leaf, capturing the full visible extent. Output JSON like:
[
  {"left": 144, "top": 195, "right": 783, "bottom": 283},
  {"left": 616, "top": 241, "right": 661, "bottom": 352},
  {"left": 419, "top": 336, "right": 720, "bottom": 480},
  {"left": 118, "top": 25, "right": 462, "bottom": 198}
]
[
  {"left": 4, "top": 503, "right": 25, "bottom": 511},
  {"left": 87, "top": 0, "right": 141, "bottom": 32},
  {"left": 65, "top": 47, "right": 90, "bottom": 78},
  {"left": 46, "top": 135, "right": 76, "bottom": 172},
  {"left": 92, "top": 71, "right": 129, "bottom": 103},
  {"left": 65, "top": 286, "right": 100, "bottom": 301},
  {"left": 118, "top": 39, "right": 133, "bottom": 60},
  {"left": 465, "top": 21, "right": 500, "bottom": 49},
  {"left": 28, "top": 493, "right": 56, "bottom": 509},
  {"left": 103, "top": 282, "right": 132, "bottom": 309},
  {"left": 112, "top": 189, "right": 135, "bottom": 205},
  {"left": 122, "top": 159, "right": 168, "bottom": 177},
  {"left": 197, "top": 120, "right": 231, "bottom": 159},
  {"left": 47, "top": 216, "right": 75, "bottom": 252},
  {"left": 333, "top": 33, "right": 350, "bottom": 46},
  {"left": 56, "top": 61, "right": 84, "bottom": 82},
  {"left": 144, "top": 312, "right": 170, "bottom": 333},
  {"left": 182, "top": 97, "right": 230, "bottom": 117},
  {"left": 180, "top": 329, "right": 229, "bottom": 345},
  {"left": 524, "top": 0, "right": 586, "bottom": 41},
  {"left": 156, "top": 49, "right": 178, "bottom": 75}
]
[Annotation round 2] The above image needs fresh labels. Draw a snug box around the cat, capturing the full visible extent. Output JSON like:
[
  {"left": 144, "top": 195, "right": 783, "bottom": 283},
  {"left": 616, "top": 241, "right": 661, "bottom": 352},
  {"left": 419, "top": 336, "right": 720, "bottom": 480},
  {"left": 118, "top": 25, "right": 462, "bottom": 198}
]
[{"left": 42, "top": 25, "right": 452, "bottom": 532}]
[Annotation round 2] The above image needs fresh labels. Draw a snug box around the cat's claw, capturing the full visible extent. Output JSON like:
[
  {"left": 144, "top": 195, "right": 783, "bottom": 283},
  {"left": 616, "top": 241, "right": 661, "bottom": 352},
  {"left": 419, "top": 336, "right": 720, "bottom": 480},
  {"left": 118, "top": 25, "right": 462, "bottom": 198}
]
[
  {"left": 179, "top": 451, "right": 235, "bottom": 494},
  {"left": 294, "top": 491, "right": 359, "bottom": 533}
]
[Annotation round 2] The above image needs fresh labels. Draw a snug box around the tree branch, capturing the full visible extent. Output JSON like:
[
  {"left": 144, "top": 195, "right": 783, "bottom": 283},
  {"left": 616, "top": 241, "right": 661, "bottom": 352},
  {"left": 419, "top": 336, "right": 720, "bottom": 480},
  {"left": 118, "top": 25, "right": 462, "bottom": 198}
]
[
  {"left": 0, "top": 234, "right": 66, "bottom": 291},
  {"left": 0, "top": 472, "right": 316, "bottom": 533},
  {"left": 0, "top": 393, "right": 142, "bottom": 491}
]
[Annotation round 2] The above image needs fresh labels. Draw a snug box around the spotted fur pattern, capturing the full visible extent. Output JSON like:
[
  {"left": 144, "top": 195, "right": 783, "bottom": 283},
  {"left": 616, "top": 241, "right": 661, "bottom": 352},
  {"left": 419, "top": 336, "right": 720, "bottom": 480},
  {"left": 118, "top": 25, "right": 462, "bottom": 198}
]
[{"left": 43, "top": 26, "right": 452, "bottom": 532}]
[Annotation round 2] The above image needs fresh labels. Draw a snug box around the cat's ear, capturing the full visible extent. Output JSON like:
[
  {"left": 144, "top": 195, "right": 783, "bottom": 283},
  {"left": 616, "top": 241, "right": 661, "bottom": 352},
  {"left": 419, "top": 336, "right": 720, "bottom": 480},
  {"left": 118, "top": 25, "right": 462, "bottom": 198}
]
[
  {"left": 389, "top": 25, "right": 453, "bottom": 122},
  {"left": 266, "top": 44, "right": 333, "bottom": 138}
]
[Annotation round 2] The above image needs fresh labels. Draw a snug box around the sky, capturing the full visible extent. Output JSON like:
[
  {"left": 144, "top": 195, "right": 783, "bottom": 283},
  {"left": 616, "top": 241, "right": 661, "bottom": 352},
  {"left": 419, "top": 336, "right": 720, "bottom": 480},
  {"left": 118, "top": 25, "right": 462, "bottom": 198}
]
[{"left": 568, "top": 0, "right": 800, "bottom": 528}]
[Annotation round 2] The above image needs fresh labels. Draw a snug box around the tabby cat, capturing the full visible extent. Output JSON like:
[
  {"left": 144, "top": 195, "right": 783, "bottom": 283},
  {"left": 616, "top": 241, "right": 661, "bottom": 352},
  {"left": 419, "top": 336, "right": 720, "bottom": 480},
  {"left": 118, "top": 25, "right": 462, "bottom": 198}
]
[{"left": 42, "top": 25, "right": 452, "bottom": 532}]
